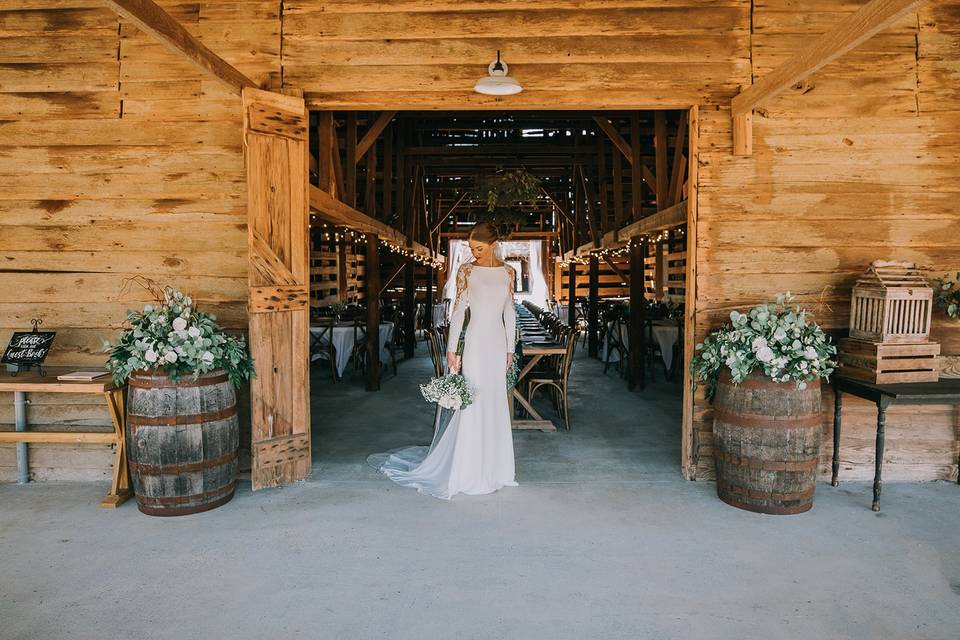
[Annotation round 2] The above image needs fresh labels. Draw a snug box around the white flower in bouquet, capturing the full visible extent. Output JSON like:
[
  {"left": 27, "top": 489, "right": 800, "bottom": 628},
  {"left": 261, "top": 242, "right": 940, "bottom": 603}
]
[{"left": 420, "top": 373, "right": 473, "bottom": 411}]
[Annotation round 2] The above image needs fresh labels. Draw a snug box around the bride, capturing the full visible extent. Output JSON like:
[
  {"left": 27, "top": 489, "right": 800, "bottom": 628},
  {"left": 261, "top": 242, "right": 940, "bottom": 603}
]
[{"left": 367, "top": 221, "right": 519, "bottom": 499}]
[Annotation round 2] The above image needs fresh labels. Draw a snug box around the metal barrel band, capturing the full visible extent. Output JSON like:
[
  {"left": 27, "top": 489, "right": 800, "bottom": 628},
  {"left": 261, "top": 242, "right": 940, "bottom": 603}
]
[
  {"left": 713, "top": 407, "right": 823, "bottom": 429},
  {"left": 136, "top": 489, "right": 236, "bottom": 517},
  {"left": 127, "top": 405, "right": 237, "bottom": 428},
  {"left": 136, "top": 482, "right": 235, "bottom": 507},
  {"left": 128, "top": 372, "right": 230, "bottom": 389},
  {"left": 719, "top": 373, "right": 821, "bottom": 392},
  {"left": 716, "top": 478, "right": 815, "bottom": 503},
  {"left": 128, "top": 450, "right": 239, "bottom": 476},
  {"left": 715, "top": 450, "right": 818, "bottom": 472}
]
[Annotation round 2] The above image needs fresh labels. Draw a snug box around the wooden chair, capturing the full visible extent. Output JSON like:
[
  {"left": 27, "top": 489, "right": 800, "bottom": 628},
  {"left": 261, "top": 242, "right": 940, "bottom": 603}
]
[
  {"left": 426, "top": 327, "right": 447, "bottom": 378},
  {"left": 603, "top": 317, "right": 628, "bottom": 377},
  {"left": 383, "top": 306, "right": 405, "bottom": 374},
  {"left": 528, "top": 327, "right": 579, "bottom": 431},
  {"left": 309, "top": 316, "right": 338, "bottom": 381},
  {"left": 348, "top": 316, "right": 368, "bottom": 375}
]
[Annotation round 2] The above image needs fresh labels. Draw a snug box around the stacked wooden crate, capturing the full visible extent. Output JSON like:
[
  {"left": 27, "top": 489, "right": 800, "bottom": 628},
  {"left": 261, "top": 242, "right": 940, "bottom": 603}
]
[{"left": 838, "top": 261, "right": 940, "bottom": 384}]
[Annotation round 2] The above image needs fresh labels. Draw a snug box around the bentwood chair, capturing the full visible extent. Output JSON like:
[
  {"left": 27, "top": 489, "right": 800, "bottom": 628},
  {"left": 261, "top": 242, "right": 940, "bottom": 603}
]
[
  {"left": 310, "top": 316, "right": 338, "bottom": 381},
  {"left": 528, "top": 327, "right": 580, "bottom": 431},
  {"left": 426, "top": 327, "right": 447, "bottom": 378}
]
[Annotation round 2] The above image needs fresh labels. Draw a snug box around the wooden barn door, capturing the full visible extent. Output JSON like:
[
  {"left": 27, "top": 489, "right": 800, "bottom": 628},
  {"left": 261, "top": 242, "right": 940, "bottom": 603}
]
[{"left": 242, "top": 87, "right": 311, "bottom": 489}]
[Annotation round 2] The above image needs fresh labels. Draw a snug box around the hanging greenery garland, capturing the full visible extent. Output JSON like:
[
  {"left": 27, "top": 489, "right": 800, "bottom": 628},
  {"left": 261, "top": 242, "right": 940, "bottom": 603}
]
[{"left": 468, "top": 169, "right": 542, "bottom": 236}]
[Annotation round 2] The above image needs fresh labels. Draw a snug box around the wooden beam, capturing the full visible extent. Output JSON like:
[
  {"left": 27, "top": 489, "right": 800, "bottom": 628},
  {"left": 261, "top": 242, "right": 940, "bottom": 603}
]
[
  {"left": 732, "top": 0, "right": 924, "bottom": 117},
  {"left": 593, "top": 116, "right": 633, "bottom": 165},
  {"left": 668, "top": 113, "right": 687, "bottom": 206},
  {"left": 577, "top": 165, "right": 601, "bottom": 247},
  {"left": 431, "top": 191, "right": 468, "bottom": 233},
  {"left": 316, "top": 112, "right": 335, "bottom": 194},
  {"left": 103, "top": 0, "right": 256, "bottom": 95},
  {"left": 733, "top": 111, "right": 753, "bottom": 157},
  {"left": 681, "top": 105, "right": 699, "bottom": 479},
  {"left": 309, "top": 185, "right": 431, "bottom": 258},
  {"left": 365, "top": 232, "right": 381, "bottom": 391},
  {"left": 588, "top": 254, "right": 599, "bottom": 358},
  {"left": 630, "top": 113, "right": 643, "bottom": 222},
  {"left": 356, "top": 111, "right": 397, "bottom": 162},
  {"left": 569, "top": 200, "right": 687, "bottom": 258},
  {"left": 654, "top": 111, "right": 669, "bottom": 210},
  {"left": 603, "top": 255, "right": 629, "bottom": 283},
  {"left": 345, "top": 112, "right": 357, "bottom": 208}
]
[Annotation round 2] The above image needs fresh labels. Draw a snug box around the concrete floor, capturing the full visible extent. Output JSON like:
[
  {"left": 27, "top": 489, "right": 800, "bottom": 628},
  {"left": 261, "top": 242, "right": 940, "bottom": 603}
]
[{"left": 1, "top": 346, "right": 959, "bottom": 640}]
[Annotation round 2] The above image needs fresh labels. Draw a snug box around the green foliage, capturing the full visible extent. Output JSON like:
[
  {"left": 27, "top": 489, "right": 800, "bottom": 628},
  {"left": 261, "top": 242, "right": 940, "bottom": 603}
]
[
  {"left": 932, "top": 273, "right": 960, "bottom": 321},
  {"left": 103, "top": 287, "right": 256, "bottom": 388},
  {"left": 690, "top": 292, "right": 837, "bottom": 400},
  {"left": 469, "top": 169, "right": 542, "bottom": 232}
]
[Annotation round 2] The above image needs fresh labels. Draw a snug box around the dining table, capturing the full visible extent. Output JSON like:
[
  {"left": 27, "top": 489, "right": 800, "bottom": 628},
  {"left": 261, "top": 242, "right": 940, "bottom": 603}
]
[
  {"left": 510, "top": 306, "right": 566, "bottom": 432},
  {"left": 310, "top": 321, "right": 394, "bottom": 378},
  {"left": 602, "top": 319, "right": 680, "bottom": 372}
]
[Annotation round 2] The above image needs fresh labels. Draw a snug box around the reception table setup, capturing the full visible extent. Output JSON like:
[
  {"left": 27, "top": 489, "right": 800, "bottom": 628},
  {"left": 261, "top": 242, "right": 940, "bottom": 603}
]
[{"left": 310, "top": 321, "right": 395, "bottom": 379}]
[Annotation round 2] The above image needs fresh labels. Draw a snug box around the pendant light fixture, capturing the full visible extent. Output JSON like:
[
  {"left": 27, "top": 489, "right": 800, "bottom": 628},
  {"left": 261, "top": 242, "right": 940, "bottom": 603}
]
[{"left": 473, "top": 50, "right": 522, "bottom": 96}]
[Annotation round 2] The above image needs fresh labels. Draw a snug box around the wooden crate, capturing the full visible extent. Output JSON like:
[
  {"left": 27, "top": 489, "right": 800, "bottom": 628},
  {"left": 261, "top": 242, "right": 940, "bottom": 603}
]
[
  {"left": 838, "top": 338, "right": 940, "bottom": 384},
  {"left": 849, "top": 261, "right": 933, "bottom": 344}
]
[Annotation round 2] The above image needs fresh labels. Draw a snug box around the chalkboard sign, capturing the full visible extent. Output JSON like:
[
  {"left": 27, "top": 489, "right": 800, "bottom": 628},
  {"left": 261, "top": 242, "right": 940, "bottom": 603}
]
[{"left": 2, "top": 330, "right": 56, "bottom": 369}]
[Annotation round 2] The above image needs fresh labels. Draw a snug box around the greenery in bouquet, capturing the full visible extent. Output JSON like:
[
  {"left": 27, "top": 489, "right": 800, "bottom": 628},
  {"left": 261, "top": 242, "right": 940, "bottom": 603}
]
[
  {"left": 690, "top": 292, "right": 836, "bottom": 400},
  {"left": 932, "top": 273, "right": 960, "bottom": 320},
  {"left": 103, "top": 286, "right": 256, "bottom": 388},
  {"left": 420, "top": 373, "right": 474, "bottom": 410}
]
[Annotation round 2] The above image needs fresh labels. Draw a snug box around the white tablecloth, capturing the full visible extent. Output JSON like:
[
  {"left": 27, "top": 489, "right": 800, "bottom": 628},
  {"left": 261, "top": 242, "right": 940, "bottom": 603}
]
[
  {"left": 602, "top": 320, "right": 679, "bottom": 370},
  {"left": 310, "top": 322, "right": 394, "bottom": 377}
]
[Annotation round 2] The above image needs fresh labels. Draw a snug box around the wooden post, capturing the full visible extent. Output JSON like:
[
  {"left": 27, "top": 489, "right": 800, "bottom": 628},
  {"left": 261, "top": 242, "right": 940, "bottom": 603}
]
[
  {"left": 630, "top": 112, "right": 643, "bottom": 221},
  {"left": 403, "top": 260, "right": 416, "bottom": 358},
  {"left": 654, "top": 111, "right": 669, "bottom": 210},
  {"left": 337, "top": 236, "right": 348, "bottom": 301},
  {"left": 567, "top": 262, "right": 577, "bottom": 328},
  {"left": 345, "top": 112, "right": 357, "bottom": 208},
  {"left": 383, "top": 125, "right": 393, "bottom": 221},
  {"left": 365, "top": 233, "right": 380, "bottom": 391},
  {"left": 613, "top": 144, "right": 624, "bottom": 233},
  {"left": 588, "top": 254, "right": 599, "bottom": 358},
  {"left": 364, "top": 138, "right": 377, "bottom": 217},
  {"left": 317, "top": 112, "right": 335, "bottom": 194},
  {"left": 425, "top": 262, "right": 434, "bottom": 330},
  {"left": 628, "top": 236, "right": 644, "bottom": 391},
  {"left": 638, "top": 237, "right": 649, "bottom": 389}
]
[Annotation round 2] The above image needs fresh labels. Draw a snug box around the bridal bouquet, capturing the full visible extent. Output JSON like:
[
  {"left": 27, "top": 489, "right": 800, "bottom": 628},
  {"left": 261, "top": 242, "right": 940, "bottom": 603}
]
[{"left": 420, "top": 373, "right": 474, "bottom": 410}]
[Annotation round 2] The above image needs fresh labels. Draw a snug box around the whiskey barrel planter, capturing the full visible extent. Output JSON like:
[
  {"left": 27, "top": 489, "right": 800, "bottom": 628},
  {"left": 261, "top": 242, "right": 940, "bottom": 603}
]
[
  {"left": 712, "top": 370, "right": 823, "bottom": 515},
  {"left": 126, "top": 369, "right": 239, "bottom": 516}
]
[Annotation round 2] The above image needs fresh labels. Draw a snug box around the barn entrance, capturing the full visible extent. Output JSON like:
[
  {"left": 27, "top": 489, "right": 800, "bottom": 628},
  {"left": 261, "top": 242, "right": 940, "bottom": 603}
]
[{"left": 299, "top": 110, "right": 696, "bottom": 485}]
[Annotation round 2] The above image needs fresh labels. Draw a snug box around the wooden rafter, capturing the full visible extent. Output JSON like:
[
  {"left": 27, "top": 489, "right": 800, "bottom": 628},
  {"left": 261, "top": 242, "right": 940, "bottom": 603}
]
[
  {"left": 309, "top": 185, "right": 432, "bottom": 260},
  {"left": 356, "top": 111, "right": 397, "bottom": 162},
  {"left": 594, "top": 114, "right": 658, "bottom": 193},
  {"left": 103, "top": 0, "right": 256, "bottom": 95},
  {"left": 568, "top": 200, "right": 687, "bottom": 258},
  {"left": 730, "top": 0, "right": 925, "bottom": 155}
]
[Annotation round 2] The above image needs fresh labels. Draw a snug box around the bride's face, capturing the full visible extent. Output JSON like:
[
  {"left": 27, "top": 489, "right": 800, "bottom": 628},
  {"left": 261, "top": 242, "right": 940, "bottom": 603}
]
[{"left": 468, "top": 239, "right": 494, "bottom": 262}]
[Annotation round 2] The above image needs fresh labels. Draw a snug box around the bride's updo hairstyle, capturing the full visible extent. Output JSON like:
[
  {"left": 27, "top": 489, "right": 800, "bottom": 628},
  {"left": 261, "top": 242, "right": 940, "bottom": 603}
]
[{"left": 467, "top": 221, "right": 501, "bottom": 245}]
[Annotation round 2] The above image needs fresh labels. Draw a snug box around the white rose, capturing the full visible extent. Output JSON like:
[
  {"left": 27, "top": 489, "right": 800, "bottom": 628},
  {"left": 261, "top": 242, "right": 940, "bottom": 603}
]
[
  {"left": 164, "top": 351, "right": 178, "bottom": 363},
  {"left": 188, "top": 326, "right": 201, "bottom": 338},
  {"left": 172, "top": 317, "right": 188, "bottom": 332},
  {"left": 756, "top": 346, "right": 775, "bottom": 363},
  {"left": 773, "top": 327, "right": 787, "bottom": 342},
  {"left": 803, "top": 346, "right": 818, "bottom": 360},
  {"left": 752, "top": 336, "right": 768, "bottom": 351},
  {"left": 201, "top": 351, "right": 214, "bottom": 365},
  {"left": 144, "top": 349, "right": 158, "bottom": 363}
]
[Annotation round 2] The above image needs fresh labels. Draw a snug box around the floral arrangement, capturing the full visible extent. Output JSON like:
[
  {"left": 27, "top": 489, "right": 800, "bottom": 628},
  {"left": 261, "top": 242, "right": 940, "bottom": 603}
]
[
  {"left": 103, "top": 286, "right": 256, "bottom": 388},
  {"left": 469, "top": 169, "right": 542, "bottom": 232},
  {"left": 691, "top": 293, "right": 837, "bottom": 400},
  {"left": 420, "top": 373, "right": 473, "bottom": 410},
  {"left": 932, "top": 273, "right": 960, "bottom": 320}
]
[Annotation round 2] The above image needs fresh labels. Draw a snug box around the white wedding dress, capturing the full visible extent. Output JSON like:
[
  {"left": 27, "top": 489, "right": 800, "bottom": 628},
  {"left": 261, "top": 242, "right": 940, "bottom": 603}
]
[{"left": 367, "top": 261, "right": 519, "bottom": 500}]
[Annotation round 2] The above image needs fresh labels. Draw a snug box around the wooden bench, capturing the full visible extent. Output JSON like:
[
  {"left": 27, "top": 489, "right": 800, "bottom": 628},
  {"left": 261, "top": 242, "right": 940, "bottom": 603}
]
[{"left": 0, "top": 368, "right": 132, "bottom": 508}]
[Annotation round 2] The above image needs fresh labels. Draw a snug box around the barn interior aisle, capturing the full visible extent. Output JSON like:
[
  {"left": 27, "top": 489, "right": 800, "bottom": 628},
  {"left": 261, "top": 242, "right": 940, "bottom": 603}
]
[{"left": 305, "top": 110, "right": 690, "bottom": 475}]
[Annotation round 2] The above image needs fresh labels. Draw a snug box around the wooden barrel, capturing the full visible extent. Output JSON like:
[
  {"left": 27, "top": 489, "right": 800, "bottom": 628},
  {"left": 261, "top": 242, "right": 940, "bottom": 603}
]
[
  {"left": 126, "top": 369, "right": 239, "bottom": 516},
  {"left": 712, "top": 370, "right": 822, "bottom": 515}
]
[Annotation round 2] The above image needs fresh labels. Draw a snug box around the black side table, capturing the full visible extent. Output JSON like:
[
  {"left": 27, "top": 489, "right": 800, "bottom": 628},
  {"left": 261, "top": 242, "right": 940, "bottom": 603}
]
[{"left": 832, "top": 376, "right": 960, "bottom": 511}]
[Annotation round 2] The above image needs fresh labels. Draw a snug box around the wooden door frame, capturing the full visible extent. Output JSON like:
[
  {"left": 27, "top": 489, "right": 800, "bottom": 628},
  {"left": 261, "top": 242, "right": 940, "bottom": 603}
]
[{"left": 306, "top": 103, "right": 700, "bottom": 480}]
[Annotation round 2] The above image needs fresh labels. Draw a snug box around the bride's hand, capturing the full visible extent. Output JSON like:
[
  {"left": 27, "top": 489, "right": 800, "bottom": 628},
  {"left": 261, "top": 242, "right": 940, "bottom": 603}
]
[
  {"left": 447, "top": 352, "right": 461, "bottom": 374},
  {"left": 506, "top": 353, "right": 514, "bottom": 369}
]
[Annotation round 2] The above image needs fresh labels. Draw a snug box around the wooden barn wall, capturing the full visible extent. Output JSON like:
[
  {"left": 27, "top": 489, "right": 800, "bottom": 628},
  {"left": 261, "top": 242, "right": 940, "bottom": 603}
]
[
  {"left": 693, "top": 1, "right": 960, "bottom": 482},
  {"left": 2, "top": 0, "right": 958, "bottom": 484},
  {"left": 0, "top": 0, "right": 280, "bottom": 481}
]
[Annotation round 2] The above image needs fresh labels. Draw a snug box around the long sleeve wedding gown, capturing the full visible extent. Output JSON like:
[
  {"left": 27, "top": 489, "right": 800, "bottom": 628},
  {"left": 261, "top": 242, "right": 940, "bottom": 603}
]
[{"left": 367, "top": 261, "right": 518, "bottom": 500}]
